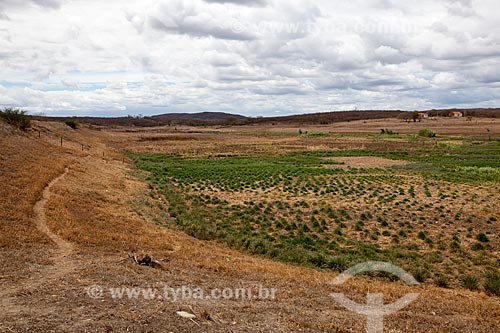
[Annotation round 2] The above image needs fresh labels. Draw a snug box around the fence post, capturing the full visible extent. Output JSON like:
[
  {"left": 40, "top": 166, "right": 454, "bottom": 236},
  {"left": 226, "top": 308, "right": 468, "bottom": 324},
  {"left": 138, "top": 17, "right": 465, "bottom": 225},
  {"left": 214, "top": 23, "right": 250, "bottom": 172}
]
[{"left": 60, "top": 137, "right": 63, "bottom": 147}]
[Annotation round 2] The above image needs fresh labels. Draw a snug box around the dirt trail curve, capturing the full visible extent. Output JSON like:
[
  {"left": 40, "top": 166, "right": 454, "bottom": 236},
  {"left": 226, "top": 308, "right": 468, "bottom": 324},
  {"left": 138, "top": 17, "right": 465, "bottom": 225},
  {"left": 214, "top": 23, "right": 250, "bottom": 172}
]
[
  {"left": 33, "top": 166, "right": 75, "bottom": 278},
  {"left": 1, "top": 166, "right": 76, "bottom": 316}
]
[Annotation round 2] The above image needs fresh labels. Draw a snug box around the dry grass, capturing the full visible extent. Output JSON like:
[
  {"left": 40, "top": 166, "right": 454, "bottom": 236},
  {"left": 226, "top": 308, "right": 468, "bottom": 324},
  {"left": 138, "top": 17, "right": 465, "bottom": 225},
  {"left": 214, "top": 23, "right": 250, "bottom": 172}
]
[{"left": 0, "top": 123, "right": 71, "bottom": 282}]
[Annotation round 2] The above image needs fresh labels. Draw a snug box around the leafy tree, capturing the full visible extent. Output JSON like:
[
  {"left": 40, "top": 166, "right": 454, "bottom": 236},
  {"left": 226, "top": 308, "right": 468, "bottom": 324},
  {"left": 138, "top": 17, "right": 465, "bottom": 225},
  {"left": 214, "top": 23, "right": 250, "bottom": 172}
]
[
  {"left": 411, "top": 111, "right": 420, "bottom": 122},
  {"left": 0, "top": 107, "right": 31, "bottom": 130}
]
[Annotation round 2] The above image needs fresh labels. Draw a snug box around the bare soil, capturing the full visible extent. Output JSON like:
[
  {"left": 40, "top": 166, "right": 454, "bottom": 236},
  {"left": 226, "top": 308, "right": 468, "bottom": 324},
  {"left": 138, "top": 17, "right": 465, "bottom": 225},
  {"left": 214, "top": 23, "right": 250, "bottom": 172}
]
[{"left": 328, "top": 156, "right": 411, "bottom": 169}]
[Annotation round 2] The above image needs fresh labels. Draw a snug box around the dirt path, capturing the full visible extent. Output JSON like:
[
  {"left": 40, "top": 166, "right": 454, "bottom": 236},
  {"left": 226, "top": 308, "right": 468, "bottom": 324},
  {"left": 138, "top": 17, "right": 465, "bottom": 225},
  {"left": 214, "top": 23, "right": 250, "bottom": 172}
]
[
  {"left": 0, "top": 166, "right": 75, "bottom": 317},
  {"left": 32, "top": 166, "right": 75, "bottom": 278}
]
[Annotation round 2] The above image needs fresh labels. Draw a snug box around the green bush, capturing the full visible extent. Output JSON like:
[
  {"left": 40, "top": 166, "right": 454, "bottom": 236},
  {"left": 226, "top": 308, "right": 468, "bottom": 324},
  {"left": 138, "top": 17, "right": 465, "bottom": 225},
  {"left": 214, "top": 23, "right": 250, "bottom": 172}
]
[
  {"left": 471, "top": 242, "right": 484, "bottom": 251},
  {"left": 65, "top": 119, "right": 80, "bottom": 129},
  {"left": 460, "top": 275, "right": 479, "bottom": 291},
  {"left": 412, "top": 267, "right": 430, "bottom": 282},
  {"left": 476, "top": 233, "right": 489, "bottom": 243},
  {"left": 484, "top": 272, "right": 500, "bottom": 296},
  {"left": 0, "top": 107, "right": 31, "bottom": 130},
  {"left": 418, "top": 129, "right": 436, "bottom": 138},
  {"left": 380, "top": 129, "right": 399, "bottom": 135},
  {"left": 434, "top": 274, "right": 450, "bottom": 288}
]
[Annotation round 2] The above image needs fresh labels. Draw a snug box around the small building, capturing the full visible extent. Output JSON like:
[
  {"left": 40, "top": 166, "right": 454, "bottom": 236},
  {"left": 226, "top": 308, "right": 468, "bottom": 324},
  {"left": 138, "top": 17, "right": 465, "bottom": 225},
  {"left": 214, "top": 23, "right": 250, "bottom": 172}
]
[
  {"left": 450, "top": 111, "right": 463, "bottom": 118},
  {"left": 419, "top": 112, "right": 429, "bottom": 119}
]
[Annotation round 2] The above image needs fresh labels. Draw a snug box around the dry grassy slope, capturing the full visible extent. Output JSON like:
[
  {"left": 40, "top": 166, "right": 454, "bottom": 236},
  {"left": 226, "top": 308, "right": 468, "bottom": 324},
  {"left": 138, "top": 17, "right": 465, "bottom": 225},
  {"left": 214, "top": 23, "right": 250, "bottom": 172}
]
[
  {"left": 0, "top": 122, "right": 72, "bottom": 280},
  {"left": 1, "top": 121, "right": 500, "bottom": 332}
]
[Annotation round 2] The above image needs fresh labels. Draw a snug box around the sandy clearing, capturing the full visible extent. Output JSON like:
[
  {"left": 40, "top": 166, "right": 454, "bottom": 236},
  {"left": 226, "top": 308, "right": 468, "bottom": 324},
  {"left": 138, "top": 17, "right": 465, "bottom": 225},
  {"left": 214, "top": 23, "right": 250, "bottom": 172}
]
[{"left": 327, "top": 156, "right": 411, "bottom": 169}]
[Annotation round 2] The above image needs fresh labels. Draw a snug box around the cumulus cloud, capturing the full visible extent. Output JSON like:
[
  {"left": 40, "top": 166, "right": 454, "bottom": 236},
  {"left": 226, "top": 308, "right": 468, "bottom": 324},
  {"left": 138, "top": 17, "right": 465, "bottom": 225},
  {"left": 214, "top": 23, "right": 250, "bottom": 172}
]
[
  {"left": 0, "top": 0, "right": 62, "bottom": 21},
  {"left": 147, "top": 0, "right": 257, "bottom": 41},
  {"left": 0, "top": 0, "right": 63, "bottom": 11},
  {"left": 445, "top": 0, "right": 477, "bottom": 17},
  {"left": 203, "top": 0, "right": 267, "bottom": 6},
  {"left": 0, "top": 0, "right": 499, "bottom": 116}
]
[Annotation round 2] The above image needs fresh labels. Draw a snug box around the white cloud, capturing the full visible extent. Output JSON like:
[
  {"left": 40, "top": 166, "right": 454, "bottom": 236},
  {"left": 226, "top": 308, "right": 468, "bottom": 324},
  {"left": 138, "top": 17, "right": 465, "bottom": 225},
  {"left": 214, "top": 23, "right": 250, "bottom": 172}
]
[{"left": 0, "top": 0, "right": 499, "bottom": 116}]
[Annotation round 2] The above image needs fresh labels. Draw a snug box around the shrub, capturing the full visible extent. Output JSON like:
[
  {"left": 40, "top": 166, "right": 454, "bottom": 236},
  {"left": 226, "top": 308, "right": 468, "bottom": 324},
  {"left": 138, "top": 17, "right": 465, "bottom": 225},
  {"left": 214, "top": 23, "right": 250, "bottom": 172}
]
[
  {"left": 326, "top": 256, "right": 351, "bottom": 271},
  {"left": 476, "top": 233, "right": 489, "bottom": 243},
  {"left": 412, "top": 268, "right": 430, "bottom": 283},
  {"left": 417, "top": 231, "right": 426, "bottom": 240},
  {"left": 450, "top": 240, "right": 460, "bottom": 251},
  {"left": 380, "top": 129, "right": 399, "bottom": 135},
  {"left": 65, "top": 119, "right": 80, "bottom": 129},
  {"left": 0, "top": 107, "right": 31, "bottom": 130},
  {"left": 471, "top": 242, "right": 484, "bottom": 251},
  {"left": 434, "top": 275, "right": 450, "bottom": 288},
  {"left": 308, "top": 253, "right": 328, "bottom": 268},
  {"left": 484, "top": 272, "right": 500, "bottom": 296},
  {"left": 419, "top": 129, "right": 436, "bottom": 138},
  {"left": 460, "top": 275, "right": 479, "bottom": 291}
]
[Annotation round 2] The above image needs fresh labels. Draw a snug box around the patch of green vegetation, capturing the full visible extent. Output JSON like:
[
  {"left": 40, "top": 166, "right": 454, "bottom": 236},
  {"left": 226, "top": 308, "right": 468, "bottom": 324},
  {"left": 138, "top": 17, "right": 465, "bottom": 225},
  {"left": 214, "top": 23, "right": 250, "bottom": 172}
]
[
  {"left": 65, "top": 119, "right": 80, "bottom": 129},
  {"left": 418, "top": 128, "right": 437, "bottom": 138},
  {"left": 476, "top": 233, "right": 489, "bottom": 243},
  {"left": 484, "top": 272, "right": 500, "bottom": 296},
  {"left": 0, "top": 107, "right": 31, "bottom": 130},
  {"left": 460, "top": 275, "right": 479, "bottom": 291},
  {"left": 412, "top": 267, "right": 430, "bottom": 283},
  {"left": 380, "top": 129, "right": 400, "bottom": 135},
  {"left": 318, "top": 141, "right": 500, "bottom": 183},
  {"left": 434, "top": 274, "right": 450, "bottom": 288},
  {"left": 130, "top": 147, "right": 499, "bottom": 283}
]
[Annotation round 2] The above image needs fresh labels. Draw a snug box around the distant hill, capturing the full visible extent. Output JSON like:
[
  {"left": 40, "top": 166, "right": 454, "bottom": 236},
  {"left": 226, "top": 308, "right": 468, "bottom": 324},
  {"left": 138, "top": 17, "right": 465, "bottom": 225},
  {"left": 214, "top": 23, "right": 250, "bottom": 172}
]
[
  {"left": 251, "top": 110, "right": 406, "bottom": 125},
  {"left": 32, "top": 112, "right": 248, "bottom": 127},
  {"left": 31, "top": 108, "right": 500, "bottom": 127},
  {"left": 425, "top": 108, "right": 500, "bottom": 118},
  {"left": 151, "top": 112, "right": 247, "bottom": 125}
]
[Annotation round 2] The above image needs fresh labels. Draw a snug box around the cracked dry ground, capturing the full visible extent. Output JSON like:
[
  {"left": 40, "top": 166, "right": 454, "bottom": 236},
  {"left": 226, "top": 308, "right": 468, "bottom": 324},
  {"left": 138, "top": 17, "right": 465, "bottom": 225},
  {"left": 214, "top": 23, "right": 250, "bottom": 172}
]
[{"left": 1, "top": 121, "right": 500, "bottom": 332}]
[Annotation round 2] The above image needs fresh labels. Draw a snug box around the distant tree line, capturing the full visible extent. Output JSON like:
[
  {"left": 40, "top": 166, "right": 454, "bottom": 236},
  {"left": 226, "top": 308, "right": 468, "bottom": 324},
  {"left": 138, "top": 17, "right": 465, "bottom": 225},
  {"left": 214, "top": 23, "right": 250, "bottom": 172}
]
[{"left": 20, "top": 108, "right": 500, "bottom": 128}]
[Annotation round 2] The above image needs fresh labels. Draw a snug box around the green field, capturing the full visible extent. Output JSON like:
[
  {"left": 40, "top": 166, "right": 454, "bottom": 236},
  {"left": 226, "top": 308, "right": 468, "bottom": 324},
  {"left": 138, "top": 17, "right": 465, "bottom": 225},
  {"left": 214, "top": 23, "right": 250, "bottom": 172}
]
[{"left": 131, "top": 139, "right": 500, "bottom": 289}]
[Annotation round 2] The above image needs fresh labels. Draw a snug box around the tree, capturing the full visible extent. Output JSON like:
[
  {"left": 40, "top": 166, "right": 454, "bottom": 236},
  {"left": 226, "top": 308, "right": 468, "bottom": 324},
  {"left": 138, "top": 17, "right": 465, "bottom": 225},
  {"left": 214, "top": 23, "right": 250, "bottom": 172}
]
[
  {"left": 0, "top": 107, "right": 31, "bottom": 130},
  {"left": 226, "top": 116, "right": 238, "bottom": 126},
  {"left": 411, "top": 111, "right": 420, "bottom": 122}
]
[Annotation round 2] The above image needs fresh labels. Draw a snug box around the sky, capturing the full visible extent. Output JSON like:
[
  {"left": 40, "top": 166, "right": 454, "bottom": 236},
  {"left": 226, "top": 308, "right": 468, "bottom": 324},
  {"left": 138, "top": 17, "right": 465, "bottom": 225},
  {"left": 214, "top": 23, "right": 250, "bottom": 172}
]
[{"left": 0, "top": 0, "right": 499, "bottom": 117}]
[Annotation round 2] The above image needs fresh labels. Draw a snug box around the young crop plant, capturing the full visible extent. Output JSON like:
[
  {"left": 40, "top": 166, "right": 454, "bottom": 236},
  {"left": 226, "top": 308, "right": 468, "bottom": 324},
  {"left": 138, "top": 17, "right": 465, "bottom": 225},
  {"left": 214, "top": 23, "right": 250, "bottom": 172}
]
[
  {"left": 460, "top": 275, "right": 479, "bottom": 291},
  {"left": 484, "top": 272, "right": 500, "bottom": 296},
  {"left": 476, "top": 233, "right": 489, "bottom": 243},
  {"left": 434, "top": 274, "right": 450, "bottom": 288},
  {"left": 413, "top": 268, "right": 430, "bottom": 283},
  {"left": 130, "top": 148, "right": 500, "bottom": 284}
]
